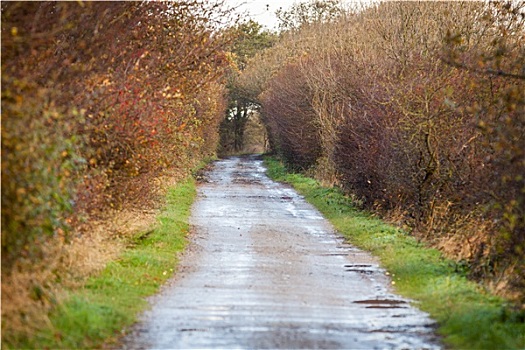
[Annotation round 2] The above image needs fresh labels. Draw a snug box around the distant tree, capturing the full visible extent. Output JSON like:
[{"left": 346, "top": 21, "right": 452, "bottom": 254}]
[
  {"left": 220, "top": 20, "right": 277, "bottom": 153},
  {"left": 276, "top": 0, "right": 344, "bottom": 32},
  {"left": 231, "top": 20, "right": 277, "bottom": 70}
]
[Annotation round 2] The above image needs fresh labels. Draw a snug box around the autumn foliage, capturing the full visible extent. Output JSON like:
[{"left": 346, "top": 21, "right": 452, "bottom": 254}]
[
  {"left": 2, "top": 1, "right": 230, "bottom": 264},
  {"left": 2, "top": 1, "right": 524, "bottom": 343},
  {"left": 248, "top": 1, "right": 525, "bottom": 302},
  {"left": 1, "top": 1, "right": 232, "bottom": 342}
]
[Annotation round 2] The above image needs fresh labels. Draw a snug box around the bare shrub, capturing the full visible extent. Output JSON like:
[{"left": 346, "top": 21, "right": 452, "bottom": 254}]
[
  {"left": 252, "top": 1, "right": 524, "bottom": 302},
  {"left": 261, "top": 61, "right": 322, "bottom": 169}
]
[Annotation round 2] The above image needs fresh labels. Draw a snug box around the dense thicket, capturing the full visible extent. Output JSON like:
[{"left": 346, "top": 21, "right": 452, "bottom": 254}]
[
  {"left": 2, "top": 1, "right": 232, "bottom": 342},
  {"left": 2, "top": 1, "right": 230, "bottom": 267},
  {"left": 245, "top": 1, "right": 525, "bottom": 302}
]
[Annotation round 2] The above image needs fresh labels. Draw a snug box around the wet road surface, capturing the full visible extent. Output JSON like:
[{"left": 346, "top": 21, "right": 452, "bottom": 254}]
[{"left": 122, "top": 156, "right": 441, "bottom": 349}]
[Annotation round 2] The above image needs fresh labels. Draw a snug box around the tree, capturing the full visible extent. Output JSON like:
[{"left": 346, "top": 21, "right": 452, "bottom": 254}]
[
  {"left": 276, "top": 0, "right": 344, "bottom": 32},
  {"left": 220, "top": 20, "right": 276, "bottom": 154}
]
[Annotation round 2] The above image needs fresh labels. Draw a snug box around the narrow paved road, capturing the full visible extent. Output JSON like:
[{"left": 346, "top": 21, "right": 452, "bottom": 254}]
[{"left": 122, "top": 156, "right": 440, "bottom": 349}]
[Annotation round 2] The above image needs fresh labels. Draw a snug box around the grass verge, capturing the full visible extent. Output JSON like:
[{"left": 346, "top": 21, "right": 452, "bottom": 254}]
[
  {"left": 264, "top": 156, "right": 525, "bottom": 349},
  {"left": 12, "top": 178, "right": 196, "bottom": 349}
]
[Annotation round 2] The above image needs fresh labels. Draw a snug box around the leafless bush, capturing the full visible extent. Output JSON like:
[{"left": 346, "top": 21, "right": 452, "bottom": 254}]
[{"left": 252, "top": 1, "right": 524, "bottom": 302}]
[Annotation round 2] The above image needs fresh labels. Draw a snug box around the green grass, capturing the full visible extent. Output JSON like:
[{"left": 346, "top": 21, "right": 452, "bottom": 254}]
[
  {"left": 17, "top": 178, "right": 196, "bottom": 349},
  {"left": 265, "top": 156, "right": 525, "bottom": 349}
]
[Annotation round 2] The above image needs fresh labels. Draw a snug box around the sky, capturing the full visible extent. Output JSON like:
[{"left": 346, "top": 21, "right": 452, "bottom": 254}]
[
  {"left": 225, "top": 0, "right": 300, "bottom": 30},
  {"left": 225, "top": 0, "right": 373, "bottom": 31}
]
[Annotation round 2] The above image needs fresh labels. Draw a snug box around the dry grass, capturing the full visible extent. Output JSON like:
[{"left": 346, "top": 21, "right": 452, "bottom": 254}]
[
  {"left": 385, "top": 212, "right": 525, "bottom": 343},
  {"left": 2, "top": 240, "right": 64, "bottom": 343},
  {"left": 1, "top": 206, "right": 160, "bottom": 346},
  {"left": 436, "top": 219, "right": 492, "bottom": 263},
  {"left": 1, "top": 163, "right": 194, "bottom": 347},
  {"left": 436, "top": 219, "right": 523, "bottom": 305},
  {"left": 383, "top": 201, "right": 524, "bottom": 306}
]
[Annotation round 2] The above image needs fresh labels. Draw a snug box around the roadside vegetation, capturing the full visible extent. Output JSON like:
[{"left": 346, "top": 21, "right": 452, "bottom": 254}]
[
  {"left": 2, "top": 0, "right": 524, "bottom": 348},
  {"left": 5, "top": 178, "right": 196, "bottom": 349},
  {"left": 218, "top": 20, "right": 276, "bottom": 155},
  {"left": 265, "top": 156, "right": 525, "bottom": 349},
  {"left": 1, "top": 2, "right": 233, "bottom": 347},
  {"left": 238, "top": 1, "right": 525, "bottom": 306}
]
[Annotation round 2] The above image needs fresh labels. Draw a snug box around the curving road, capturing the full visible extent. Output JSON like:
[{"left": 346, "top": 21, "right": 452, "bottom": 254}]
[{"left": 122, "top": 155, "right": 441, "bottom": 349}]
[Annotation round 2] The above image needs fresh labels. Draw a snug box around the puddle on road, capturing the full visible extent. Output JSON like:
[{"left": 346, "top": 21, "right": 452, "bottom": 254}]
[
  {"left": 344, "top": 263, "right": 381, "bottom": 275},
  {"left": 353, "top": 299, "right": 409, "bottom": 309},
  {"left": 319, "top": 253, "right": 349, "bottom": 256}
]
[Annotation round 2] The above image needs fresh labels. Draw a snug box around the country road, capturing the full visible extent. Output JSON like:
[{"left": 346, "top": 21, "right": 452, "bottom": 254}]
[{"left": 122, "top": 155, "right": 440, "bottom": 349}]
